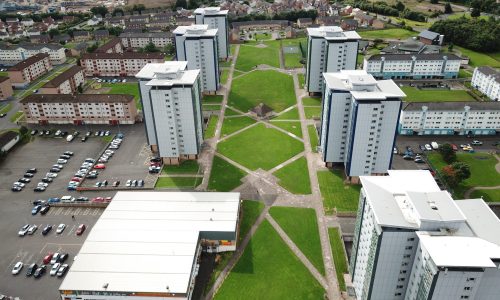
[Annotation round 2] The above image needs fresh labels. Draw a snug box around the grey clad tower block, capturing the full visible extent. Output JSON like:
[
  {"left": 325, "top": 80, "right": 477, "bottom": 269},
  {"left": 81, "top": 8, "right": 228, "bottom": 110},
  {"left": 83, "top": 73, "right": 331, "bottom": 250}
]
[
  {"left": 194, "top": 7, "right": 229, "bottom": 59},
  {"left": 136, "top": 62, "right": 203, "bottom": 165}
]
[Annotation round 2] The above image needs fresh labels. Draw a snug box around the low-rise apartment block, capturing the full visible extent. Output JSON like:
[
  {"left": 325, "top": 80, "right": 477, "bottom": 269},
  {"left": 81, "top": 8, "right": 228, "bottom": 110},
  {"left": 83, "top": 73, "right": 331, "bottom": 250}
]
[
  {"left": 320, "top": 70, "right": 405, "bottom": 178},
  {"left": 21, "top": 94, "right": 137, "bottom": 125},
  {"left": 399, "top": 101, "right": 500, "bottom": 136},
  {"left": 136, "top": 61, "right": 203, "bottom": 165},
  {"left": 471, "top": 66, "right": 499, "bottom": 101},
  {"left": 350, "top": 170, "right": 500, "bottom": 300},
  {"left": 0, "top": 43, "right": 66, "bottom": 65},
  {"left": 95, "top": 38, "right": 124, "bottom": 54},
  {"left": 174, "top": 24, "right": 219, "bottom": 93},
  {"left": 120, "top": 32, "right": 173, "bottom": 49},
  {"left": 0, "top": 76, "right": 13, "bottom": 100},
  {"left": 80, "top": 52, "right": 165, "bottom": 77},
  {"left": 364, "top": 53, "right": 461, "bottom": 79},
  {"left": 40, "top": 65, "right": 84, "bottom": 94},
  {"left": 7, "top": 53, "right": 52, "bottom": 88}
]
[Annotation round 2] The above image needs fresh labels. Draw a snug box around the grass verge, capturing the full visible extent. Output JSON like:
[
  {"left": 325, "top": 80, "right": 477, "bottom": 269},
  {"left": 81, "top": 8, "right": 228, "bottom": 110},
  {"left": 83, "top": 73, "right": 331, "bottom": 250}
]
[
  {"left": 155, "top": 176, "right": 201, "bottom": 188},
  {"left": 208, "top": 156, "right": 246, "bottom": 191},
  {"left": 274, "top": 157, "right": 311, "bottom": 195},
  {"left": 162, "top": 160, "right": 199, "bottom": 175},
  {"left": 318, "top": 170, "right": 361, "bottom": 214},
  {"left": 204, "top": 115, "right": 218, "bottom": 139},
  {"left": 328, "top": 228, "right": 348, "bottom": 291}
]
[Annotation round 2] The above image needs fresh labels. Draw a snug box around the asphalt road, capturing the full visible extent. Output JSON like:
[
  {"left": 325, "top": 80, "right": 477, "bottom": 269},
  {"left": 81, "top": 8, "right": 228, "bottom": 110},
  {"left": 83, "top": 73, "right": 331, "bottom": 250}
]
[{"left": 0, "top": 124, "right": 149, "bottom": 299}]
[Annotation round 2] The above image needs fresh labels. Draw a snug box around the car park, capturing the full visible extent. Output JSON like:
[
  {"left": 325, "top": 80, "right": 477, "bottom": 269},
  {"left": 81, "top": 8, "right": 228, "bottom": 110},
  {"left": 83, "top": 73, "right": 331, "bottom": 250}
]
[
  {"left": 26, "top": 263, "right": 38, "bottom": 277},
  {"left": 50, "top": 263, "right": 61, "bottom": 276},
  {"left": 56, "top": 224, "right": 66, "bottom": 234},
  {"left": 27, "top": 225, "right": 37, "bottom": 235},
  {"left": 18, "top": 224, "right": 30, "bottom": 236},
  {"left": 12, "top": 262, "right": 23, "bottom": 275},
  {"left": 42, "top": 225, "right": 52, "bottom": 235},
  {"left": 76, "top": 224, "right": 86, "bottom": 235},
  {"left": 57, "top": 264, "right": 69, "bottom": 277},
  {"left": 33, "top": 265, "right": 46, "bottom": 278}
]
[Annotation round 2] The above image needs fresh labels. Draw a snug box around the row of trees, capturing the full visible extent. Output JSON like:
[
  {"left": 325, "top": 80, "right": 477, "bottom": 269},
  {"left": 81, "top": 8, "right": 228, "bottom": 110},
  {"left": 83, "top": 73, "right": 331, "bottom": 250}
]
[
  {"left": 438, "top": 144, "right": 471, "bottom": 188},
  {"left": 351, "top": 1, "right": 427, "bottom": 22},
  {"left": 228, "top": 10, "right": 318, "bottom": 23},
  {"left": 429, "top": 16, "right": 500, "bottom": 52}
]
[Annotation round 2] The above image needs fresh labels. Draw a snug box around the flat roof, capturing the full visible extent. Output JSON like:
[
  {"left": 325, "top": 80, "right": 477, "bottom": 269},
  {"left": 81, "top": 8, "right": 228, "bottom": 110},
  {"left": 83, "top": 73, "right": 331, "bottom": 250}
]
[
  {"left": 418, "top": 233, "right": 500, "bottom": 268},
  {"left": 323, "top": 70, "right": 406, "bottom": 99},
  {"left": 194, "top": 7, "right": 228, "bottom": 15},
  {"left": 403, "top": 101, "right": 500, "bottom": 111},
  {"left": 368, "top": 53, "right": 461, "bottom": 61},
  {"left": 59, "top": 192, "right": 240, "bottom": 295},
  {"left": 21, "top": 94, "right": 134, "bottom": 104},
  {"left": 456, "top": 199, "right": 500, "bottom": 246},
  {"left": 307, "top": 26, "right": 360, "bottom": 40},
  {"left": 136, "top": 62, "right": 199, "bottom": 86},
  {"left": 173, "top": 24, "right": 218, "bottom": 37}
]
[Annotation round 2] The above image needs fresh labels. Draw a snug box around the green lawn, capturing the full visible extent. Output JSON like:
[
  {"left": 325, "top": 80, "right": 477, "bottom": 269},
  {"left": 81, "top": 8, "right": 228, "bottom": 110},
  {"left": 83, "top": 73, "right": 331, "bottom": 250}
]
[
  {"left": 255, "top": 33, "right": 271, "bottom": 40},
  {"left": 298, "top": 73, "right": 305, "bottom": 89},
  {"left": 455, "top": 46, "right": 500, "bottom": 68},
  {"left": 204, "top": 115, "right": 218, "bottom": 139},
  {"left": 284, "top": 52, "right": 303, "bottom": 68},
  {"left": 302, "top": 97, "right": 321, "bottom": 106},
  {"left": 218, "top": 123, "right": 304, "bottom": 171},
  {"left": 470, "top": 189, "right": 500, "bottom": 202},
  {"left": 274, "top": 107, "right": 300, "bottom": 120},
  {"left": 103, "top": 83, "right": 141, "bottom": 109},
  {"left": 208, "top": 156, "right": 246, "bottom": 191},
  {"left": 9, "top": 111, "right": 23, "bottom": 123},
  {"left": 388, "top": 16, "right": 432, "bottom": 29},
  {"left": 308, "top": 125, "right": 319, "bottom": 153},
  {"left": 155, "top": 176, "right": 201, "bottom": 188},
  {"left": 270, "top": 121, "right": 303, "bottom": 138},
  {"left": 304, "top": 107, "right": 322, "bottom": 119},
  {"left": 357, "top": 53, "right": 364, "bottom": 65},
  {"left": 203, "top": 105, "right": 221, "bottom": 111},
  {"left": 220, "top": 58, "right": 232, "bottom": 68},
  {"left": 0, "top": 103, "right": 13, "bottom": 114},
  {"left": 225, "top": 108, "right": 242, "bottom": 116},
  {"left": 239, "top": 200, "right": 265, "bottom": 242},
  {"left": 204, "top": 95, "right": 224, "bottom": 103},
  {"left": 229, "top": 70, "right": 296, "bottom": 113},
  {"left": 270, "top": 207, "right": 323, "bottom": 274},
  {"left": 214, "top": 220, "right": 325, "bottom": 300},
  {"left": 401, "top": 87, "right": 474, "bottom": 102},
  {"left": 318, "top": 170, "right": 361, "bottom": 214},
  {"left": 221, "top": 116, "right": 256, "bottom": 136},
  {"left": 458, "top": 69, "right": 472, "bottom": 78},
  {"left": 0, "top": 71, "right": 8, "bottom": 77},
  {"left": 358, "top": 29, "right": 417, "bottom": 40},
  {"left": 328, "top": 228, "right": 348, "bottom": 291},
  {"left": 221, "top": 69, "right": 229, "bottom": 85},
  {"left": 236, "top": 44, "right": 280, "bottom": 72},
  {"left": 162, "top": 160, "right": 199, "bottom": 175},
  {"left": 274, "top": 157, "right": 311, "bottom": 195}
]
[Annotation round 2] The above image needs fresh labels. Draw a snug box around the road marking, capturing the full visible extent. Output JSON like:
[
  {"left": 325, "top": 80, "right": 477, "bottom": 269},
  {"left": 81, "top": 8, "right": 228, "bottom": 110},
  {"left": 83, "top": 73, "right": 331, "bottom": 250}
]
[
  {"left": 83, "top": 208, "right": 90, "bottom": 215},
  {"left": 74, "top": 208, "right": 82, "bottom": 215},
  {"left": 67, "top": 224, "right": 76, "bottom": 236}
]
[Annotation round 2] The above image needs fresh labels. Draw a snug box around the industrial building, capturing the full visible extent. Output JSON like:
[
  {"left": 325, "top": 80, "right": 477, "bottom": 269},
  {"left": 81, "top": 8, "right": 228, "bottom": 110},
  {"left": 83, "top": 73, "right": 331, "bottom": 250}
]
[
  {"left": 305, "top": 26, "right": 361, "bottom": 93},
  {"left": 399, "top": 101, "right": 500, "bottom": 136},
  {"left": 471, "top": 66, "right": 499, "bottom": 101},
  {"left": 350, "top": 170, "right": 500, "bottom": 300},
  {"left": 59, "top": 191, "right": 241, "bottom": 300},
  {"left": 137, "top": 62, "right": 203, "bottom": 165},
  {"left": 173, "top": 24, "right": 220, "bottom": 93},
  {"left": 364, "top": 53, "right": 461, "bottom": 80},
  {"left": 320, "top": 70, "right": 405, "bottom": 178},
  {"left": 194, "top": 7, "right": 230, "bottom": 59}
]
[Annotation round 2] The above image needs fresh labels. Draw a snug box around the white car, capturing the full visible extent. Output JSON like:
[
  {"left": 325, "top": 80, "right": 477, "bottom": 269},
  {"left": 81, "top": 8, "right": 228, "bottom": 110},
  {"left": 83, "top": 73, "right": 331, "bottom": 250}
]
[
  {"left": 18, "top": 224, "right": 30, "bottom": 236},
  {"left": 425, "top": 144, "right": 432, "bottom": 151},
  {"left": 12, "top": 262, "right": 23, "bottom": 275},
  {"left": 50, "top": 262, "right": 61, "bottom": 276},
  {"left": 46, "top": 172, "right": 58, "bottom": 178},
  {"left": 37, "top": 182, "right": 49, "bottom": 188},
  {"left": 56, "top": 224, "right": 66, "bottom": 234},
  {"left": 50, "top": 253, "right": 60, "bottom": 264},
  {"left": 13, "top": 182, "right": 25, "bottom": 188},
  {"left": 27, "top": 225, "right": 38, "bottom": 235},
  {"left": 57, "top": 159, "right": 68, "bottom": 164},
  {"left": 125, "top": 180, "right": 132, "bottom": 187},
  {"left": 52, "top": 164, "right": 64, "bottom": 169}
]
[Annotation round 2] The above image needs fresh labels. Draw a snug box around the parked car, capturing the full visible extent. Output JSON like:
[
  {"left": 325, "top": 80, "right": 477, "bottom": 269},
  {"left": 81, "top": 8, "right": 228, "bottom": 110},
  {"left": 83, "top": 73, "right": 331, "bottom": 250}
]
[
  {"left": 125, "top": 180, "right": 132, "bottom": 187},
  {"left": 471, "top": 140, "right": 483, "bottom": 146},
  {"left": 431, "top": 142, "right": 439, "bottom": 150},
  {"left": 18, "top": 224, "right": 30, "bottom": 236},
  {"left": 42, "top": 225, "right": 52, "bottom": 235},
  {"left": 425, "top": 144, "right": 432, "bottom": 151},
  {"left": 112, "top": 180, "right": 120, "bottom": 187},
  {"left": 23, "top": 173, "right": 34, "bottom": 178},
  {"left": 451, "top": 144, "right": 458, "bottom": 151},
  {"left": 42, "top": 253, "right": 53, "bottom": 264},
  {"left": 419, "top": 145, "right": 426, "bottom": 152},
  {"left": 76, "top": 224, "right": 86, "bottom": 236},
  {"left": 33, "top": 265, "right": 46, "bottom": 278},
  {"left": 56, "top": 224, "right": 66, "bottom": 234},
  {"left": 76, "top": 197, "right": 89, "bottom": 202},
  {"left": 56, "top": 264, "right": 69, "bottom": 277},
  {"left": 50, "top": 263, "right": 61, "bottom": 276},
  {"left": 64, "top": 151, "right": 74, "bottom": 156},
  {"left": 34, "top": 186, "right": 46, "bottom": 192},
  {"left": 31, "top": 205, "right": 42, "bottom": 215},
  {"left": 94, "top": 164, "right": 106, "bottom": 169},
  {"left": 27, "top": 225, "right": 38, "bottom": 235},
  {"left": 40, "top": 205, "right": 50, "bottom": 215},
  {"left": 26, "top": 168, "right": 37, "bottom": 174},
  {"left": 19, "top": 177, "right": 30, "bottom": 183},
  {"left": 48, "top": 197, "right": 60, "bottom": 203},
  {"left": 12, "top": 262, "right": 23, "bottom": 275},
  {"left": 57, "top": 159, "right": 68, "bottom": 164},
  {"left": 26, "top": 263, "right": 38, "bottom": 277},
  {"left": 50, "top": 253, "right": 60, "bottom": 264},
  {"left": 138, "top": 179, "right": 144, "bottom": 187},
  {"left": 81, "top": 136, "right": 88, "bottom": 142},
  {"left": 41, "top": 177, "right": 53, "bottom": 183},
  {"left": 58, "top": 253, "right": 68, "bottom": 263}
]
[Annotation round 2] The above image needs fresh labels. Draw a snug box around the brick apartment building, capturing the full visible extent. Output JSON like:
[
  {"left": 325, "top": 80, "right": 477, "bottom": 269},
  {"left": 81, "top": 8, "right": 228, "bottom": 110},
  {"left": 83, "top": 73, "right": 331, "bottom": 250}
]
[
  {"left": 7, "top": 53, "right": 52, "bottom": 88},
  {"left": 120, "top": 32, "right": 173, "bottom": 49},
  {"left": 21, "top": 94, "right": 137, "bottom": 125},
  {"left": 0, "top": 76, "right": 13, "bottom": 100},
  {"left": 40, "top": 65, "right": 85, "bottom": 94},
  {"left": 80, "top": 52, "right": 165, "bottom": 76},
  {"left": 95, "top": 38, "right": 124, "bottom": 54}
]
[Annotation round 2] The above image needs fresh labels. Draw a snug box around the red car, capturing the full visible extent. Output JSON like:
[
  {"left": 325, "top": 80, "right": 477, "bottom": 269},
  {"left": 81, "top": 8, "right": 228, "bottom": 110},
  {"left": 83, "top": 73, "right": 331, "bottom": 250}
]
[
  {"left": 76, "top": 224, "right": 86, "bottom": 236},
  {"left": 43, "top": 253, "right": 53, "bottom": 264},
  {"left": 451, "top": 144, "right": 458, "bottom": 151},
  {"left": 71, "top": 177, "right": 82, "bottom": 182},
  {"left": 94, "top": 164, "right": 106, "bottom": 169},
  {"left": 91, "top": 197, "right": 104, "bottom": 203}
]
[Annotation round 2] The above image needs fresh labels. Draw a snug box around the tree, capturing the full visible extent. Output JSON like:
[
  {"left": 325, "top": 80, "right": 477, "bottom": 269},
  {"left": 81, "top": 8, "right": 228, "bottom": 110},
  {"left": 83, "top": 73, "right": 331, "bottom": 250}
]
[
  {"left": 448, "top": 42, "right": 454, "bottom": 51},
  {"left": 452, "top": 162, "right": 471, "bottom": 181},
  {"left": 440, "top": 162, "right": 471, "bottom": 188},
  {"left": 112, "top": 8, "right": 124, "bottom": 16},
  {"left": 143, "top": 42, "right": 159, "bottom": 53},
  {"left": 470, "top": 8, "right": 481, "bottom": 17},
  {"left": 86, "top": 43, "right": 98, "bottom": 53},
  {"left": 175, "top": 0, "right": 188, "bottom": 9},
  {"left": 164, "top": 43, "right": 175, "bottom": 56},
  {"left": 430, "top": 0, "right": 438, "bottom": 4},
  {"left": 48, "top": 29, "right": 59, "bottom": 38},
  {"left": 439, "top": 143, "right": 456, "bottom": 164},
  {"left": 90, "top": 6, "right": 108, "bottom": 17},
  {"left": 395, "top": 1, "right": 405, "bottom": 11},
  {"left": 132, "top": 4, "right": 146, "bottom": 12},
  {"left": 444, "top": 2, "right": 453, "bottom": 14},
  {"left": 77, "top": 85, "right": 83, "bottom": 94}
]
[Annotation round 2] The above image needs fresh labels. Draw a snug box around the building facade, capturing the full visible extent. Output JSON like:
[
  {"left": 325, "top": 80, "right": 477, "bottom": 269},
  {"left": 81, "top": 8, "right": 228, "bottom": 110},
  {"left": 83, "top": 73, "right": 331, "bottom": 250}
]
[
  {"left": 0, "top": 43, "right": 66, "bottom": 65},
  {"left": 120, "top": 32, "right": 173, "bottom": 49},
  {"left": 350, "top": 170, "right": 500, "bottom": 300},
  {"left": 7, "top": 53, "right": 52, "bottom": 88},
  {"left": 20, "top": 94, "right": 137, "bottom": 125},
  {"left": 40, "top": 65, "right": 84, "bottom": 94},
  {"left": 320, "top": 70, "right": 405, "bottom": 178},
  {"left": 174, "top": 24, "right": 219, "bottom": 93},
  {"left": 194, "top": 7, "right": 229, "bottom": 59},
  {"left": 399, "top": 102, "right": 500, "bottom": 136},
  {"left": 305, "top": 26, "right": 361, "bottom": 93},
  {"left": 364, "top": 54, "right": 461, "bottom": 80},
  {"left": 94, "top": 38, "right": 124, "bottom": 54},
  {"left": 0, "top": 76, "right": 13, "bottom": 100},
  {"left": 136, "top": 62, "right": 203, "bottom": 165},
  {"left": 80, "top": 52, "right": 165, "bottom": 77},
  {"left": 471, "top": 66, "right": 499, "bottom": 101}
]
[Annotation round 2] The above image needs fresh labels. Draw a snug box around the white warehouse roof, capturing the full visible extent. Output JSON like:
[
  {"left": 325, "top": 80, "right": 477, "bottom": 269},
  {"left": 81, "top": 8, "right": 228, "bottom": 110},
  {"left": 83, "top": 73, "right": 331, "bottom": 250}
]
[{"left": 59, "top": 191, "right": 240, "bottom": 296}]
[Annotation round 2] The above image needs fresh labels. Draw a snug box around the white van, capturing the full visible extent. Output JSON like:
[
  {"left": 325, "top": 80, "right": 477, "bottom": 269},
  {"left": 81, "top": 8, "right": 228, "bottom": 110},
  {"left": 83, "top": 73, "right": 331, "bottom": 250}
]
[
  {"left": 431, "top": 142, "right": 439, "bottom": 150},
  {"left": 61, "top": 196, "right": 75, "bottom": 203},
  {"left": 66, "top": 135, "right": 74, "bottom": 142}
]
